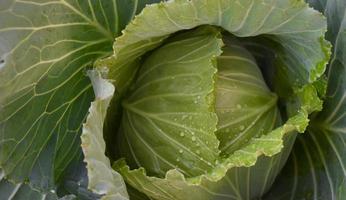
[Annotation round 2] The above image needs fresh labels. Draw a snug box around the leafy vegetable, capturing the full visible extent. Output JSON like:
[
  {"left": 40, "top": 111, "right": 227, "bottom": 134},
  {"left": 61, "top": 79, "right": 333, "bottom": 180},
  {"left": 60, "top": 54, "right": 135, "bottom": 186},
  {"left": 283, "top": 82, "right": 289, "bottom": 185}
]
[
  {"left": 84, "top": 0, "right": 329, "bottom": 199},
  {"left": 1, "top": 0, "right": 345, "bottom": 200}
]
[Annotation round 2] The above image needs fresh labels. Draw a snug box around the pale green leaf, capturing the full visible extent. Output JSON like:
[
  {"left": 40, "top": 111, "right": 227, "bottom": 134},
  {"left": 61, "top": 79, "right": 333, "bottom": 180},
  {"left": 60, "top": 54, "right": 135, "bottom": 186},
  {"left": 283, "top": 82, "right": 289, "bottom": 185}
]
[
  {"left": 81, "top": 70, "right": 128, "bottom": 200},
  {"left": 215, "top": 37, "right": 280, "bottom": 155},
  {"left": 117, "top": 26, "right": 222, "bottom": 178}
]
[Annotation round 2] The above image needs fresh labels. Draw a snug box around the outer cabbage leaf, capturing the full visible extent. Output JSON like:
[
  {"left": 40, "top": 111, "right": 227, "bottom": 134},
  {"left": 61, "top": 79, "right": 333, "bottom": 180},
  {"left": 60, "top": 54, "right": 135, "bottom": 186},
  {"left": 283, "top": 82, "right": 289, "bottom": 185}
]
[
  {"left": 0, "top": 0, "right": 160, "bottom": 197},
  {"left": 81, "top": 71, "right": 128, "bottom": 200},
  {"left": 0, "top": 169, "right": 58, "bottom": 200},
  {"left": 91, "top": 0, "right": 330, "bottom": 199},
  {"left": 56, "top": 153, "right": 101, "bottom": 200},
  {"left": 264, "top": 0, "right": 346, "bottom": 199}
]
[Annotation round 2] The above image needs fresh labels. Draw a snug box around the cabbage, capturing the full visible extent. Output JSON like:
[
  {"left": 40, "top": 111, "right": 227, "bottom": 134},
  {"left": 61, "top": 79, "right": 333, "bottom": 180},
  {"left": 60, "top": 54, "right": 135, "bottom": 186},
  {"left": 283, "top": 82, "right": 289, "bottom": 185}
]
[{"left": 1, "top": 0, "right": 345, "bottom": 199}]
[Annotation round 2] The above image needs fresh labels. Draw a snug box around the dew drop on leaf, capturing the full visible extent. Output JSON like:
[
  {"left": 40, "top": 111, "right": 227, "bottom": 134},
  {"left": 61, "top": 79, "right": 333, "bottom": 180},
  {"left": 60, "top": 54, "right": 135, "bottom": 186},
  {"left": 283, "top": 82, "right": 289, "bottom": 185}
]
[{"left": 239, "top": 125, "right": 245, "bottom": 131}]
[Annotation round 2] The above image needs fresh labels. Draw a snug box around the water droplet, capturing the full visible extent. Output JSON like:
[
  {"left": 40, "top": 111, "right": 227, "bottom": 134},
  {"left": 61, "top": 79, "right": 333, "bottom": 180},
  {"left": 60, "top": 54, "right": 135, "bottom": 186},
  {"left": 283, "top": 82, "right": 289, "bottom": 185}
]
[
  {"left": 180, "top": 132, "right": 185, "bottom": 137},
  {"left": 179, "top": 149, "right": 184, "bottom": 154},
  {"left": 207, "top": 162, "right": 212, "bottom": 166},
  {"left": 236, "top": 104, "right": 242, "bottom": 109},
  {"left": 194, "top": 100, "right": 198, "bottom": 104},
  {"left": 191, "top": 132, "right": 195, "bottom": 135},
  {"left": 196, "top": 150, "right": 200, "bottom": 154},
  {"left": 192, "top": 136, "right": 196, "bottom": 141},
  {"left": 239, "top": 125, "right": 245, "bottom": 131},
  {"left": 176, "top": 158, "right": 180, "bottom": 162},
  {"left": 197, "top": 95, "right": 201, "bottom": 99}
]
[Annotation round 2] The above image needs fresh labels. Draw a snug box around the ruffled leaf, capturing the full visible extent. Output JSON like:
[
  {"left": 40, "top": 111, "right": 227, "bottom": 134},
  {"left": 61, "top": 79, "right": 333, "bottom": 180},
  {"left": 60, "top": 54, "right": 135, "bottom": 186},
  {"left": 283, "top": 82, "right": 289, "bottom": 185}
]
[
  {"left": 81, "top": 71, "right": 128, "bottom": 200},
  {"left": 264, "top": 0, "right": 346, "bottom": 199}
]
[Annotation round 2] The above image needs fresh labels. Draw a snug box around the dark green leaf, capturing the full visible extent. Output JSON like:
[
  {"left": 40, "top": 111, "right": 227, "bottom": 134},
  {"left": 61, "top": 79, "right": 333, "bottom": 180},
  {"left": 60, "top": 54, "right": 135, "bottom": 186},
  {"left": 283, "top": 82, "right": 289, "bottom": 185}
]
[{"left": 0, "top": 0, "right": 160, "bottom": 195}]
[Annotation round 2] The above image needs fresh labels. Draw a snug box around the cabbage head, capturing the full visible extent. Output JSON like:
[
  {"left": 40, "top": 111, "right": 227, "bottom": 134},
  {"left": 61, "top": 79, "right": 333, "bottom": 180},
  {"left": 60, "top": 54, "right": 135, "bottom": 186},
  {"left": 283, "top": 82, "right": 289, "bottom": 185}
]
[
  {"left": 82, "top": 0, "right": 331, "bottom": 199},
  {"left": 1, "top": 0, "right": 345, "bottom": 200}
]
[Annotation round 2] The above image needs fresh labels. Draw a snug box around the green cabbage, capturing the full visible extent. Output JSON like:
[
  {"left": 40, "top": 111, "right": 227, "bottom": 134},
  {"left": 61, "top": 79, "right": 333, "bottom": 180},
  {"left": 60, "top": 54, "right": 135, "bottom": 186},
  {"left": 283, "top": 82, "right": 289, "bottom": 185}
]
[
  {"left": 1, "top": 0, "right": 345, "bottom": 199},
  {"left": 82, "top": 0, "right": 330, "bottom": 199}
]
